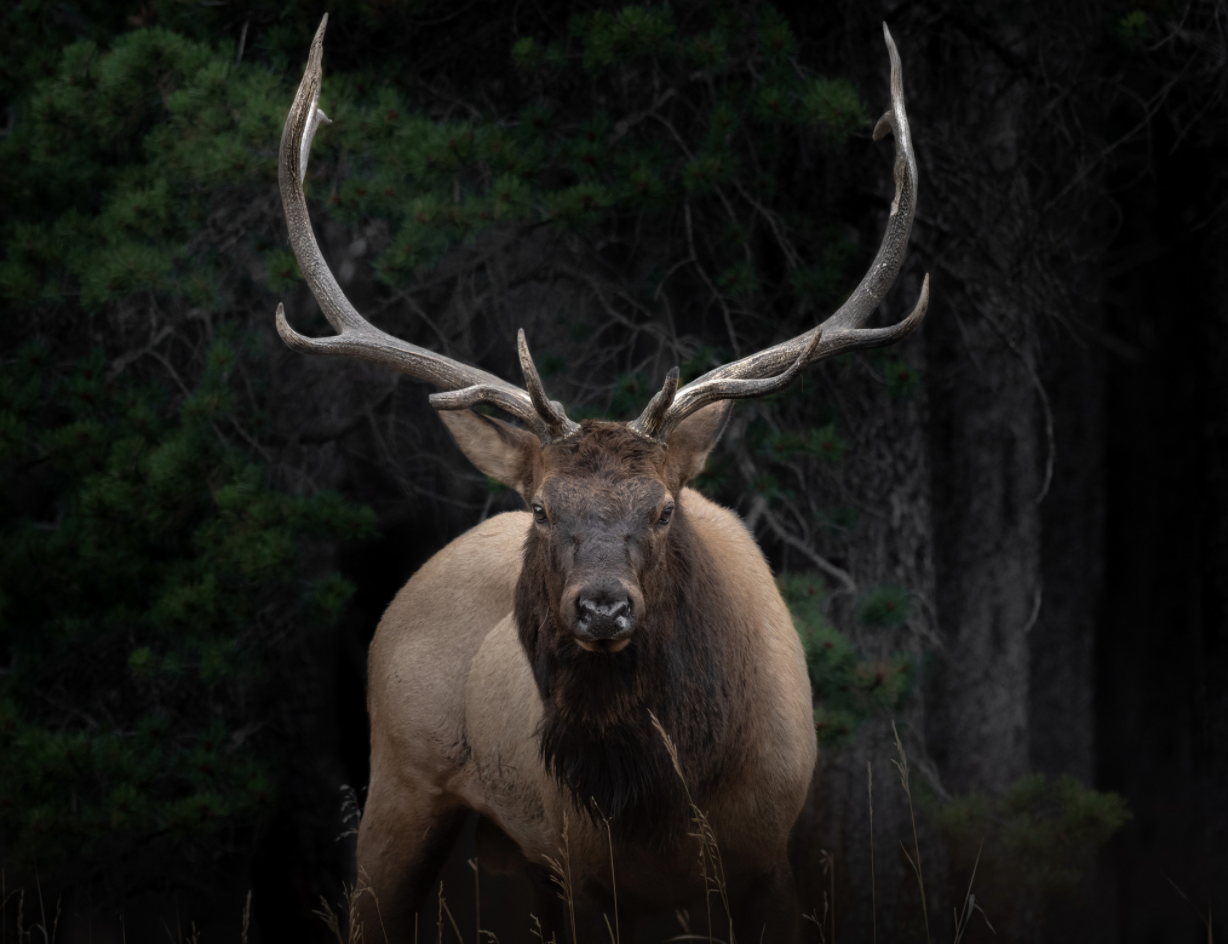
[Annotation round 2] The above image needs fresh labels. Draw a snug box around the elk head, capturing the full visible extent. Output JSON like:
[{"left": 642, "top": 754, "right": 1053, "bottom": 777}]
[{"left": 275, "top": 13, "right": 928, "bottom": 730}]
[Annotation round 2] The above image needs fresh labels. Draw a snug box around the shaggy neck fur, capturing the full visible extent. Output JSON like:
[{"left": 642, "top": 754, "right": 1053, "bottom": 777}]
[{"left": 515, "top": 468, "right": 745, "bottom": 847}]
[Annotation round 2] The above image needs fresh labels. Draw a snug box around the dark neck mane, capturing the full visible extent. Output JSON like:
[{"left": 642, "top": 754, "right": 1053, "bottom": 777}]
[{"left": 514, "top": 501, "right": 743, "bottom": 847}]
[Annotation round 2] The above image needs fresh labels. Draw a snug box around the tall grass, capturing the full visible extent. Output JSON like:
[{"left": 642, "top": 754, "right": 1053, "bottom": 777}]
[
  {"left": 867, "top": 760, "right": 877, "bottom": 944},
  {"left": 543, "top": 813, "right": 579, "bottom": 944},
  {"left": 589, "top": 799, "right": 620, "bottom": 944},
  {"left": 1162, "top": 873, "right": 1214, "bottom": 944},
  {"left": 951, "top": 840, "right": 992, "bottom": 944},
  {"left": 3, "top": 720, "right": 1153, "bottom": 944},
  {"left": 892, "top": 720, "right": 930, "bottom": 942},
  {"left": 650, "top": 710, "right": 736, "bottom": 944}
]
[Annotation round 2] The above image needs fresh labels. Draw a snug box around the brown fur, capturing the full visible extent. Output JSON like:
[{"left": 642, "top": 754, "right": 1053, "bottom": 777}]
[{"left": 357, "top": 404, "right": 816, "bottom": 941}]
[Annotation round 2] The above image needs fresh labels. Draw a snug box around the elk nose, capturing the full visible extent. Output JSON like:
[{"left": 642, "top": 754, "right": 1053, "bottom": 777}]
[{"left": 575, "top": 595, "right": 635, "bottom": 650}]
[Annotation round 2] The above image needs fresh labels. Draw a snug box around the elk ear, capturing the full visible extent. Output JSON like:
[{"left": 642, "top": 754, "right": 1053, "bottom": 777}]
[
  {"left": 663, "top": 401, "right": 733, "bottom": 491},
  {"left": 437, "top": 409, "right": 541, "bottom": 498}
]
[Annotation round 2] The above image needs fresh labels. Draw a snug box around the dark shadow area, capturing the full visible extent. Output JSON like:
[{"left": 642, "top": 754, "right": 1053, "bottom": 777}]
[{"left": 1099, "top": 117, "right": 1223, "bottom": 941}]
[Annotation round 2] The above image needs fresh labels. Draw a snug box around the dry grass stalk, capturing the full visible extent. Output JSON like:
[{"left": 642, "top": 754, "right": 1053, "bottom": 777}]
[
  {"left": 34, "top": 864, "right": 48, "bottom": 944},
  {"left": 952, "top": 839, "right": 994, "bottom": 944},
  {"left": 468, "top": 858, "right": 481, "bottom": 944},
  {"left": 590, "top": 798, "right": 620, "bottom": 944},
  {"left": 649, "top": 710, "right": 736, "bottom": 944},
  {"left": 339, "top": 784, "right": 363, "bottom": 840},
  {"left": 543, "top": 812, "right": 578, "bottom": 944},
  {"left": 528, "top": 913, "right": 558, "bottom": 943},
  {"left": 348, "top": 882, "right": 368, "bottom": 944},
  {"left": 315, "top": 896, "right": 344, "bottom": 943},
  {"left": 436, "top": 884, "right": 464, "bottom": 944},
  {"left": 241, "top": 890, "right": 252, "bottom": 944},
  {"left": 892, "top": 720, "right": 931, "bottom": 943},
  {"left": 867, "top": 761, "right": 877, "bottom": 944},
  {"left": 34, "top": 896, "right": 62, "bottom": 944},
  {"left": 313, "top": 882, "right": 373, "bottom": 944},
  {"left": 650, "top": 711, "right": 686, "bottom": 783},
  {"left": 356, "top": 868, "right": 390, "bottom": 944},
  {"left": 818, "top": 849, "right": 836, "bottom": 944},
  {"left": 1161, "top": 872, "right": 1213, "bottom": 944},
  {"left": 801, "top": 895, "right": 829, "bottom": 943}
]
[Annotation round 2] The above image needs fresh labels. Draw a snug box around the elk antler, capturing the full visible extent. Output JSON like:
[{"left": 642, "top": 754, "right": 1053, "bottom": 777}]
[
  {"left": 274, "top": 15, "right": 579, "bottom": 444},
  {"left": 628, "top": 23, "right": 930, "bottom": 444}
]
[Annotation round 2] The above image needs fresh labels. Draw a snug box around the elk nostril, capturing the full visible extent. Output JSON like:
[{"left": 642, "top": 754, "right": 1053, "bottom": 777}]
[
  {"left": 577, "top": 598, "right": 629, "bottom": 617},
  {"left": 575, "top": 596, "right": 634, "bottom": 639}
]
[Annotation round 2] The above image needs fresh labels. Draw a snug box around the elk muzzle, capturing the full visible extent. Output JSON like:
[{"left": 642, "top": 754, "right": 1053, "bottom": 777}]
[{"left": 570, "top": 582, "right": 639, "bottom": 653}]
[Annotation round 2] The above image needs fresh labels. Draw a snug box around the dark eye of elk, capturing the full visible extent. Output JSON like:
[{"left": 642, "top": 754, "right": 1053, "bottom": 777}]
[
  {"left": 657, "top": 504, "right": 674, "bottom": 527},
  {"left": 532, "top": 503, "right": 549, "bottom": 526}
]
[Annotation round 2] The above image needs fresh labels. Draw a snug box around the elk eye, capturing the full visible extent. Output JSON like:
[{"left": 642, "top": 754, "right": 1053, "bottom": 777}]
[
  {"left": 657, "top": 504, "right": 674, "bottom": 527},
  {"left": 532, "top": 503, "right": 549, "bottom": 525}
]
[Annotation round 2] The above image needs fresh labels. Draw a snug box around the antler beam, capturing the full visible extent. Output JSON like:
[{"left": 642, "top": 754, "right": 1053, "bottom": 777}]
[
  {"left": 274, "top": 15, "right": 578, "bottom": 444},
  {"left": 630, "top": 23, "right": 929, "bottom": 443}
]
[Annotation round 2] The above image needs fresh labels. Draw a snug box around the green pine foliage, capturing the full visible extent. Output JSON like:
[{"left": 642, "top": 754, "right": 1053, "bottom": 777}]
[
  {"left": 0, "top": 26, "right": 293, "bottom": 315},
  {"left": 936, "top": 773, "right": 1132, "bottom": 889},
  {"left": 855, "top": 585, "right": 911, "bottom": 627},
  {"left": 0, "top": 341, "right": 374, "bottom": 877},
  {"left": 882, "top": 358, "right": 922, "bottom": 398},
  {"left": 779, "top": 573, "right": 914, "bottom": 748}
]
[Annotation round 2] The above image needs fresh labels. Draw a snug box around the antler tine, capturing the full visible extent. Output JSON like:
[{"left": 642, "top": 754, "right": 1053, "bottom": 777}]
[
  {"left": 517, "top": 330, "right": 581, "bottom": 442},
  {"left": 630, "top": 23, "right": 929, "bottom": 443},
  {"left": 275, "top": 16, "right": 576, "bottom": 443},
  {"left": 629, "top": 332, "right": 821, "bottom": 443},
  {"left": 629, "top": 367, "right": 681, "bottom": 442}
]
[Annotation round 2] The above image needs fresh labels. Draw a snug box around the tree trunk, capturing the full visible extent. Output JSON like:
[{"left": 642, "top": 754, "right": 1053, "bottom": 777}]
[
  {"left": 910, "top": 20, "right": 1043, "bottom": 799},
  {"left": 1032, "top": 313, "right": 1103, "bottom": 785},
  {"left": 1198, "top": 159, "right": 1228, "bottom": 930}
]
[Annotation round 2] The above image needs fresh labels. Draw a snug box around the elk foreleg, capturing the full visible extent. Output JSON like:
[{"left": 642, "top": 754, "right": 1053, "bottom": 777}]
[
  {"left": 355, "top": 776, "right": 467, "bottom": 942},
  {"left": 729, "top": 860, "right": 799, "bottom": 944}
]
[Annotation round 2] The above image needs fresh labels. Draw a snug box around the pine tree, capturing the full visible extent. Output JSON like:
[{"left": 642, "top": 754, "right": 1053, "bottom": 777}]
[{"left": 0, "top": 338, "right": 373, "bottom": 887}]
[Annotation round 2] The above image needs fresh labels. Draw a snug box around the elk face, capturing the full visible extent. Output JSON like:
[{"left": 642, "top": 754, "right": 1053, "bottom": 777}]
[
  {"left": 438, "top": 405, "right": 731, "bottom": 655},
  {"left": 530, "top": 430, "right": 669, "bottom": 653}
]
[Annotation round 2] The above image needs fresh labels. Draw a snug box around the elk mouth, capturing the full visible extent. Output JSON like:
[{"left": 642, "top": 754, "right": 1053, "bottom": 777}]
[{"left": 575, "top": 636, "right": 632, "bottom": 654}]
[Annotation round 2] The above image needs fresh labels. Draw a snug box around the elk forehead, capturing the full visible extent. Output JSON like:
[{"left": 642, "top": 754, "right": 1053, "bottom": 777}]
[
  {"left": 534, "top": 425, "right": 674, "bottom": 549},
  {"left": 541, "top": 422, "right": 667, "bottom": 482},
  {"left": 539, "top": 474, "right": 669, "bottom": 526},
  {"left": 533, "top": 424, "right": 664, "bottom": 502}
]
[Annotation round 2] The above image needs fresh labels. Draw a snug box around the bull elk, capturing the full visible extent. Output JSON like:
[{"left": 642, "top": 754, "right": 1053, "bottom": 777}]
[{"left": 276, "top": 15, "right": 927, "bottom": 941}]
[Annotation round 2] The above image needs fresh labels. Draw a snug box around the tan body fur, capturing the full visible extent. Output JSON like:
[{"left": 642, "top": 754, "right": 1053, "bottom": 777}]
[{"left": 358, "top": 492, "right": 815, "bottom": 937}]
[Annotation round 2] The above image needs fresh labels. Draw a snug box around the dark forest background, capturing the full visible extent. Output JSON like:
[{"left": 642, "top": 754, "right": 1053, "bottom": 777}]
[{"left": 1, "top": 0, "right": 1225, "bottom": 941}]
